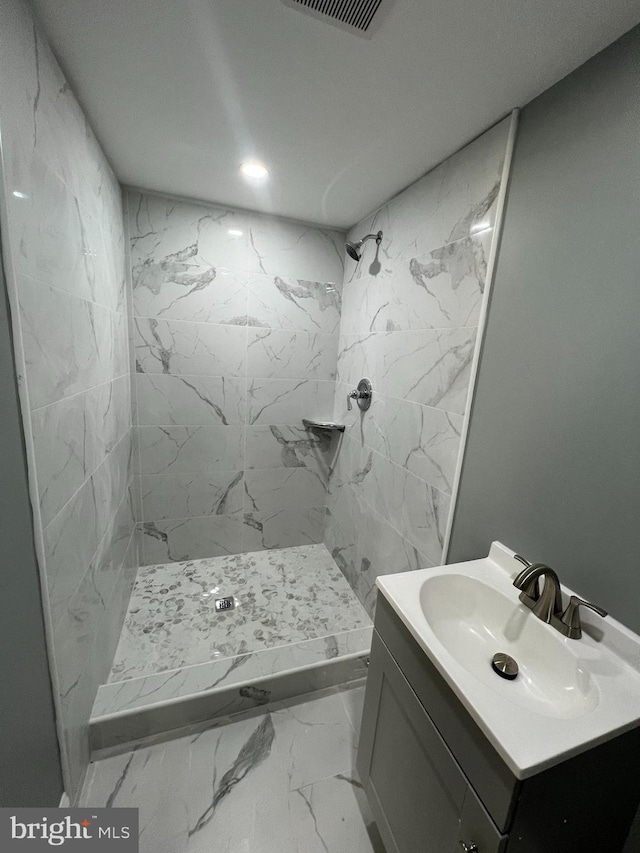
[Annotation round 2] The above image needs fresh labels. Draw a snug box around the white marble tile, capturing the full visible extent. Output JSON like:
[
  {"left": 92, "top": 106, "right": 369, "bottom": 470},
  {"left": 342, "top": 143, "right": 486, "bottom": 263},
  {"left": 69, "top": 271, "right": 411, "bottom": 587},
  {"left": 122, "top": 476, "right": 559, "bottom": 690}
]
[
  {"left": 328, "top": 433, "right": 446, "bottom": 567},
  {"left": 140, "top": 515, "right": 246, "bottom": 565},
  {"left": 84, "top": 687, "right": 380, "bottom": 853},
  {"left": 0, "top": 0, "right": 132, "bottom": 803},
  {"left": 338, "top": 682, "right": 367, "bottom": 737},
  {"left": 244, "top": 468, "right": 327, "bottom": 514},
  {"left": 247, "top": 378, "right": 334, "bottom": 425},
  {"left": 246, "top": 215, "right": 344, "bottom": 282},
  {"left": 136, "top": 425, "right": 245, "bottom": 476},
  {"left": 44, "top": 471, "right": 102, "bottom": 627},
  {"left": 337, "top": 327, "right": 478, "bottom": 415},
  {"left": 80, "top": 737, "right": 191, "bottom": 853},
  {"left": 44, "top": 433, "right": 133, "bottom": 630},
  {"left": 289, "top": 772, "right": 385, "bottom": 853},
  {"left": 132, "top": 262, "right": 248, "bottom": 325},
  {"left": 271, "top": 689, "right": 358, "bottom": 791},
  {"left": 334, "top": 385, "right": 463, "bottom": 495},
  {"left": 53, "top": 554, "right": 109, "bottom": 700},
  {"left": 325, "top": 479, "right": 434, "bottom": 619},
  {"left": 93, "top": 627, "right": 371, "bottom": 718},
  {"left": 32, "top": 375, "right": 131, "bottom": 527},
  {"left": 396, "top": 232, "right": 492, "bottom": 329},
  {"left": 135, "top": 317, "right": 247, "bottom": 377},
  {"left": 7, "top": 155, "right": 100, "bottom": 305},
  {"left": 326, "top": 117, "right": 509, "bottom": 625},
  {"left": 19, "top": 274, "right": 124, "bottom": 410},
  {"left": 345, "top": 117, "right": 509, "bottom": 276},
  {"left": 185, "top": 715, "right": 296, "bottom": 853},
  {"left": 52, "top": 486, "right": 135, "bottom": 751},
  {"left": 243, "top": 506, "right": 326, "bottom": 552},
  {"left": 136, "top": 373, "right": 245, "bottom": 426},
  {"left": 139, "top": 470, "right": 244, "bottom": 521},
  {"left": 247, "top": 273, "right": 342, "bottom": 334},
  {"left": 245, "top": 425, "right": 336, "bottom": 479},
  {"left": 128, "top": 189, "right": 252, "bottom": 280},
  {"left": 91, "top": 484, "right": 136, "bottom": 609},
  {"left": 341, "top": 232, "right": 491, "bottom": 334},
  {"left": 247, "top": 328, "right": 338, "bottom": 380},
  {"left": 110, "top": 544, "right": 369, "bottom": 679}
]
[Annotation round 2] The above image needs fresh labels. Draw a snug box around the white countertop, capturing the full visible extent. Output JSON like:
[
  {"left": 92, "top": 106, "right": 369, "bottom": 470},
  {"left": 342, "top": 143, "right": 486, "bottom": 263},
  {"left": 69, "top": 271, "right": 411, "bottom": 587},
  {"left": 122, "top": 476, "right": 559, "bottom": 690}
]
[{"left": 376, "top": 541, "right": 640, "bottom": 779}]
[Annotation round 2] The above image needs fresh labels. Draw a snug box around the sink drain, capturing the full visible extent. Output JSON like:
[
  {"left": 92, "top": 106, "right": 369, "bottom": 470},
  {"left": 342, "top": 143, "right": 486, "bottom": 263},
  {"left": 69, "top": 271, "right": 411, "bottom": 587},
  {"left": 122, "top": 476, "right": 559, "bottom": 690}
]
[{"left": 491, "top": 652, "right": 518, "bottom": 680}]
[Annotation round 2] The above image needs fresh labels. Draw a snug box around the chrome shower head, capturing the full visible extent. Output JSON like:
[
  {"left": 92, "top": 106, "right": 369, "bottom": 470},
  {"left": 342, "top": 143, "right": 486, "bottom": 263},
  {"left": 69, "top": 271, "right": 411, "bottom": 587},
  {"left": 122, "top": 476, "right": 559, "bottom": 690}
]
[{"left": 345, "top": 230, "right": 383, "bottom": 261}]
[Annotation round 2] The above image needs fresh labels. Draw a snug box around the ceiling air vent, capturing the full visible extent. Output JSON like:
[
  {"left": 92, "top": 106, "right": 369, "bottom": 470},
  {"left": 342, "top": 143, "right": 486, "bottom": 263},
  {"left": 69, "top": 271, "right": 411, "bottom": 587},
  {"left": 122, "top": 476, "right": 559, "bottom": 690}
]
[{"left": 282, "top": 0, "right": 392, "bottom": 38}]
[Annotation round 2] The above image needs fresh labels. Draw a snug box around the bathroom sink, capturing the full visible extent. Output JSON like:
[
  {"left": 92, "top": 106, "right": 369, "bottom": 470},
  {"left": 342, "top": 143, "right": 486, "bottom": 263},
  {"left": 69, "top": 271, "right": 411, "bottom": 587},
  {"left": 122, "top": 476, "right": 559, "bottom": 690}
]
[
  {"left": 376, "top": 542, "right": 640, "bottom": 778},
  {"left": 419, "top": 573, "right": 599, "bottom": 719}
]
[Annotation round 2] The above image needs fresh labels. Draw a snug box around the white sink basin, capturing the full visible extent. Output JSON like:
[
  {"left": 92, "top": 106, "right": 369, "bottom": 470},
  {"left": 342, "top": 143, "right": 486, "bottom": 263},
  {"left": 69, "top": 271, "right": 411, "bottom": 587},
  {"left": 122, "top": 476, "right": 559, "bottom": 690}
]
[
  {"left": 419, "top": 573, "right": 599, "bottom": 719},
  {"left": 376, "top": 542, "right": 640, "bottom": 779}
]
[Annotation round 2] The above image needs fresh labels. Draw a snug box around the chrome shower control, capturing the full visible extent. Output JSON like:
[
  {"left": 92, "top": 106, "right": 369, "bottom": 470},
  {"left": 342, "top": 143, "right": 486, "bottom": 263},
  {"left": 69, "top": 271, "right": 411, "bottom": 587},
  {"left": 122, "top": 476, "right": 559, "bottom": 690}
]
[
  {"left": 347, "top": 378, "right": 372, "bottom": 411},
  {"left": 459, "top": 842, "right": 478, "bottom": 852}
]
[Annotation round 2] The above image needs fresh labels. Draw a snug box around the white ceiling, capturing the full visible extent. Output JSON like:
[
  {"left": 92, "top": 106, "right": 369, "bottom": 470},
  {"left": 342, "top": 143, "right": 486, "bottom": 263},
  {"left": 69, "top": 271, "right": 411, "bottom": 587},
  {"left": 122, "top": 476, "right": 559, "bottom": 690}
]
[{"left": 30, "top": 0, "right": 640, "bottom": 229}]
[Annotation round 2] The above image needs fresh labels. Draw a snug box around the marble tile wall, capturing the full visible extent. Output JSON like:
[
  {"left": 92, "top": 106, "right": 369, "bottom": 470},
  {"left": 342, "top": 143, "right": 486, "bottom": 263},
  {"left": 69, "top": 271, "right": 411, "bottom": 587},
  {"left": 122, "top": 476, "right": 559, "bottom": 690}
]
[
  {"left": 0, "top": 0, "right": 136, "bottom": 800},
  {"left": 125, "top": 189, "right": 345, "bottom": 563},
  {"left": 325, "top": 118, "right": 512, "bottom": 616}
]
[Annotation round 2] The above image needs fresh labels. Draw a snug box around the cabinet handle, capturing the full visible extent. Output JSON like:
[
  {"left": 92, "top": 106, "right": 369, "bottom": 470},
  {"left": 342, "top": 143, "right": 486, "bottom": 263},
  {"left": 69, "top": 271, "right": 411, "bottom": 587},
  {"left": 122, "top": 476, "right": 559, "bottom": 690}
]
[{"left": 459, "top": 843, "right": 478, "bottom": 853}]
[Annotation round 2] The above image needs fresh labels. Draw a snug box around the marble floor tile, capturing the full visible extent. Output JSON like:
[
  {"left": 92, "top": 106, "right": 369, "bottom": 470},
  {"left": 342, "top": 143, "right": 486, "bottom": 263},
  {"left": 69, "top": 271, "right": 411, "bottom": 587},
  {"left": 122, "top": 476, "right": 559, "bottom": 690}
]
[
  {"left": 185, "top": 714, "right": 296, "bottom": 853},
  {"left": 81, "top": 687, "right": 379, "bottom": 853},
  {"left": 110, "top": 544, "right": 371, "bottom": 680},
  {"left": 271, "top": 689, "right": 358, "bottom": 791},
  {"left": 338, "top": 681, "right": 367, "bottom": 737},
  {"left": 79, "top": 736, "right": 191, "bottom": 853},
  {"left": 290, "top": 772, "right": 385, "bottom": 853}
]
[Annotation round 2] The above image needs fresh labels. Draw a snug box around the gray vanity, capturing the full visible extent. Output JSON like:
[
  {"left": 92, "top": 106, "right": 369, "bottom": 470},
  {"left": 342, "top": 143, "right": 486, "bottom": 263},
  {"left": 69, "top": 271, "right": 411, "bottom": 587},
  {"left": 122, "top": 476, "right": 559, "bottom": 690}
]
[{"left": 357, "top": 545, "right": 640, "bottom": 853}]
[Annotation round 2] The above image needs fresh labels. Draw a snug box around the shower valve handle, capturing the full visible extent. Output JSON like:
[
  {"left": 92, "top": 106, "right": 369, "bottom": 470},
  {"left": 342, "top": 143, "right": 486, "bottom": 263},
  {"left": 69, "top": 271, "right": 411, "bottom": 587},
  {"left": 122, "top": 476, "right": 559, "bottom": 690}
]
[{"left": 346, "top": 379, "right": 373, "bottom": 412}]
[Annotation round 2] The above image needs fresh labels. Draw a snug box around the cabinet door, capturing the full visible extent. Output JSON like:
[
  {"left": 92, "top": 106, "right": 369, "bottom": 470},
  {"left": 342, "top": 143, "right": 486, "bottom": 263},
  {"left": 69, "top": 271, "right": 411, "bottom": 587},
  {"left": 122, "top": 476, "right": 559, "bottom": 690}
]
[
  {"left": 358, "top": 633, "right": 468, "bottom": 853},
  {"left": 457, "top": 785, "right": 508, "bottom": 853}
]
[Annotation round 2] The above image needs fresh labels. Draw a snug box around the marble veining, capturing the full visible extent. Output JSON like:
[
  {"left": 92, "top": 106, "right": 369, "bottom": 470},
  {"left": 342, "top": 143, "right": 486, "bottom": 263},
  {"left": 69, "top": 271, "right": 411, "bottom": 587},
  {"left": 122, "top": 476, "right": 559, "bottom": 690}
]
[
  {"left": 110, "top": 544, "right": 370, "bottom": 680},
  {"left": 126, "top": 189, "right": 343, "bottom": 561},
  {"left": 82, "top": 685, "right": 383, "bottom": 853},
  {"left": 247, "top": 274, "right": 342, "bottom": 334},
  {"left": 326, "top": 116, "right": 511, "bottom": 615},
  {"left": 0, "top": 0, "right": 135, "bottom": 799},
  {"left": 92, "top": 627, "right": 371, "bottom": 721}
]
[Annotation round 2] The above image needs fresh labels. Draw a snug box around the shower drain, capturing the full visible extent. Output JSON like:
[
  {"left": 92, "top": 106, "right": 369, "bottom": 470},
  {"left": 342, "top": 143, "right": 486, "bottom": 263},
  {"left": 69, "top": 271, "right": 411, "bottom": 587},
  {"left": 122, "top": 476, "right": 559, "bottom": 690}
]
[{"left": 214, "top": 596, "right": 236, "bottom": 613}]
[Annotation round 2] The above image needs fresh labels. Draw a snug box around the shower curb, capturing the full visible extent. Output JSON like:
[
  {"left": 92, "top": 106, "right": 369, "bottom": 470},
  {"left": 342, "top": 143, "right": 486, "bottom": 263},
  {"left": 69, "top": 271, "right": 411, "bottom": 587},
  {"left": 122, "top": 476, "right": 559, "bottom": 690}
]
[{"left": 90, "top": 632, "right": 371, "bottom": 756}]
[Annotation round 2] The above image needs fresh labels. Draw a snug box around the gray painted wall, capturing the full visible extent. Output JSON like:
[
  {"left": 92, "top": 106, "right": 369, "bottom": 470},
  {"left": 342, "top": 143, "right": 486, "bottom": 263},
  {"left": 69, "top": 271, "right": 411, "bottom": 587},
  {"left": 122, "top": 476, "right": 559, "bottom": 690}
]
[
  {"left": 449, "top": 26, "right": 640, "bottom": 635},
  {"left": 0, "top": 264, "right": 62, "bottom": 806}
]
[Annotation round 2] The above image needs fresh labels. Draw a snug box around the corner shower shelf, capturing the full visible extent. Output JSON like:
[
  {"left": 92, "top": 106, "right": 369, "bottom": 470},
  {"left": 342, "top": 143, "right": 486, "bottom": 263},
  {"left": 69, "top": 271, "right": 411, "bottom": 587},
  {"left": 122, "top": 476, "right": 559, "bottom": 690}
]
[{"left": 302, "top": 418, "right": 345, "bottom": 433}]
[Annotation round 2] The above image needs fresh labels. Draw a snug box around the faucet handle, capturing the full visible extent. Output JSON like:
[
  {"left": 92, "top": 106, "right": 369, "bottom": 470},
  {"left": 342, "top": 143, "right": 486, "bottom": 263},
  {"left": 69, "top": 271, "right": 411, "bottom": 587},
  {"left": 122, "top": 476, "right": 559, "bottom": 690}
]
[{"left": 560, "top": 595, "right": 608, "bottom": 639}]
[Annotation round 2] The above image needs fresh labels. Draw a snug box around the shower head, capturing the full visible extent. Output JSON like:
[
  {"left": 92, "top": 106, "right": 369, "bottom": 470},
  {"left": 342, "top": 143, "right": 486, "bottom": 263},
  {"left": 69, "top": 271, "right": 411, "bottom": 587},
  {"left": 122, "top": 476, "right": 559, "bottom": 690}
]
[{"left": 345, "top": 230, "right": 383, "bottom": 261}]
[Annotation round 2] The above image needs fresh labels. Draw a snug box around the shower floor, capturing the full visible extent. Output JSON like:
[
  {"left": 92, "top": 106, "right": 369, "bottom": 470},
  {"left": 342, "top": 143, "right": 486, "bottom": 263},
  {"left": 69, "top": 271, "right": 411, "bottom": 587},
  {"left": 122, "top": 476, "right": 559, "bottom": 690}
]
[{"left": 91, "top": 544, "right": 372, "bottom": 751}]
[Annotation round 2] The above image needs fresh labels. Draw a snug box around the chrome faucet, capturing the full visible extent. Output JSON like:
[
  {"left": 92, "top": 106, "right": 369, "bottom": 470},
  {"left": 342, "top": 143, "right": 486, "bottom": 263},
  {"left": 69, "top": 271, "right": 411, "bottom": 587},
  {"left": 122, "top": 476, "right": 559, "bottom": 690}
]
[{"left": 512, "top": 554, "right": 607, "bottom": 639}]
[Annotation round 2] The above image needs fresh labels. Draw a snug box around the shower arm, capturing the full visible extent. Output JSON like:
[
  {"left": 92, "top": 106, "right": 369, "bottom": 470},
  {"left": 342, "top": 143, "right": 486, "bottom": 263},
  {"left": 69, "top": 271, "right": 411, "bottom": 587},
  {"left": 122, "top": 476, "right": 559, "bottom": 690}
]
[{"left": 361, "top": 231, "right": 383, "bottom": 247}]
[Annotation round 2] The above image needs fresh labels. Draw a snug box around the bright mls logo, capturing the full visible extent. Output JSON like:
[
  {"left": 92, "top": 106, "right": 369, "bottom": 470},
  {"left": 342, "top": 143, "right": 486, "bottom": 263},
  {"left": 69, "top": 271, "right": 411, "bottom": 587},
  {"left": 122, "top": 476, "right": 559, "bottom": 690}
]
[{"left": 0, "top": 809, "right": 138, "bottom": 851}]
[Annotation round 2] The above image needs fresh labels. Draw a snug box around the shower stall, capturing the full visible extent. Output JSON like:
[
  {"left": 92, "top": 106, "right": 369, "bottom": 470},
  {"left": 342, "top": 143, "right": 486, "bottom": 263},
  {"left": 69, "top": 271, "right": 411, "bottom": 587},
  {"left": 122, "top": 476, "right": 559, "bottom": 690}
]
[
  {"left": 0, "top": 0, "right": 515, "bottom": 802},
  {"left": 90, "top": 188, "right": 373, "bottom": 752}
]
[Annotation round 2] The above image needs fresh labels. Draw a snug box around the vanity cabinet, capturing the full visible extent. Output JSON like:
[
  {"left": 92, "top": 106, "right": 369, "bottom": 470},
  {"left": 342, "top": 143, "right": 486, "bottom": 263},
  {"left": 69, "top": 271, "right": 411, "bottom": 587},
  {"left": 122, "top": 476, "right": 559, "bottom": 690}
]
[{"left": 358, "top": 596, "right": 640, "bottom": 853}]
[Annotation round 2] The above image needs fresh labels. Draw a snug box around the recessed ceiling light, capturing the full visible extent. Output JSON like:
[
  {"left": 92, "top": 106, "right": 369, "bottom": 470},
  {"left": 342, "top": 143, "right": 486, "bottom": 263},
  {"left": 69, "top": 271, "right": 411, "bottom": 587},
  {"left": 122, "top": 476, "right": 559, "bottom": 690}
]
[{"left": 240, "top": 161, "right": 269, "bottom": 180}]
